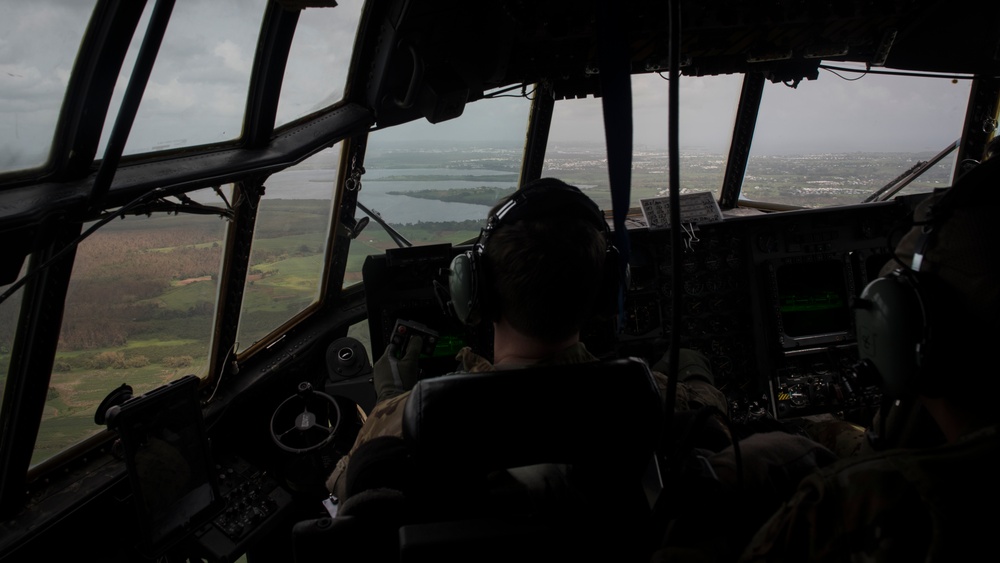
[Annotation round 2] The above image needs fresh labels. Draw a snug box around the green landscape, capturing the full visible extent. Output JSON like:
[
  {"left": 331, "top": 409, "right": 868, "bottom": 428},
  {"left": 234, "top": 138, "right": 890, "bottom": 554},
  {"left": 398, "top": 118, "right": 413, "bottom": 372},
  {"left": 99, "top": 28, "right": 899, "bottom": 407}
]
[
  {"left": 386, "top": 186, "right": 517, "bottom": 206},
  {"left": 0, "top": 146, "right": 956, "bottom": 465},
  {"left": 0, "top": 193, "right": 488, "bottom": 465}
]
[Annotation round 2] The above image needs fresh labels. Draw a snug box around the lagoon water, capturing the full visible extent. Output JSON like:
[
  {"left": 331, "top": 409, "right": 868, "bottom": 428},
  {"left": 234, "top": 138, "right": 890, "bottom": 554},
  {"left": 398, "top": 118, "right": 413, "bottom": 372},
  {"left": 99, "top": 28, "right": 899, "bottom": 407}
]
[{"left": 266, "top": 167, "right": 514, "bottom": 224}]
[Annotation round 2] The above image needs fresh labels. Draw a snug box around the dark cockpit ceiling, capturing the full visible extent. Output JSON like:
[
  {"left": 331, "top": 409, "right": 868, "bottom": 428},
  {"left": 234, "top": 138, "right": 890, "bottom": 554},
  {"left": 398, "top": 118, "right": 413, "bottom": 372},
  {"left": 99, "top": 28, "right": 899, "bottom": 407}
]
[{"left": 365, "top": 0, "right": 1000, "bottom": 125}]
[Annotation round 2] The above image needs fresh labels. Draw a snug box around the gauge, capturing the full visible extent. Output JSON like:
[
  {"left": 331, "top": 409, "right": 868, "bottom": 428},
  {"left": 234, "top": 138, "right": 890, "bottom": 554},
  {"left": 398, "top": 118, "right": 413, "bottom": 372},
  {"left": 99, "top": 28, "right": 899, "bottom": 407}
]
[
  {"left": 757, "top": 232, "right": 779, "bottom": 253},
  {"left": 726, "top": 252, "right": 741, "bottom": 269},
  {"left": 622, "top": 299, "right": 657, "bottom": 336},
  {"left": 684, "top": 279, "right": 704, "bottom": 296},
  {"left": 788, "top": 385, "right": 810, "bottom": 407},
  {"left": 661, "top": 284, "right": 673, "bottom": 299},
  {"left": 628, "top": 267, "right": 650, "bottom": 291},
  {"left": 684, "top": 299, "right": 704, "bottom": 315},
  {"left": 704, "top": 276, "right": 722, "bottom": 293},
  {"left": 713, "top": 355, "right": 734, "bottom": 378}
]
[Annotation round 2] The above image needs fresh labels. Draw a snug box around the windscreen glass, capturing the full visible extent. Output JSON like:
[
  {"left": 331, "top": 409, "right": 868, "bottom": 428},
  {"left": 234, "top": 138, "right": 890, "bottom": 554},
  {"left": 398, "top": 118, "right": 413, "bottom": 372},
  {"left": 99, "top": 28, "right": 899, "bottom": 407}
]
[
  {"left": 36, "top": 188, "right": 228, "bottom": 467},
  {"left": 744, "top": 64, "right": 972, "bottom": 208},
  {"left": 344, "top": 94, "right": 533, "bottom": 288},
  {"left": 236, "top": 145, "right": 339, "bottom": 352},
  {"left": 98, "top": 0, "right": 266, "bottom": 156},
  {"left": 544, "top": 73, "right": 744, "bottom": 211},
  {"left": 0, "top": 1, "right": 98, "bottom": 173},
  {"left": 275, "top": 0, "right": 364, "bottom": 128}
]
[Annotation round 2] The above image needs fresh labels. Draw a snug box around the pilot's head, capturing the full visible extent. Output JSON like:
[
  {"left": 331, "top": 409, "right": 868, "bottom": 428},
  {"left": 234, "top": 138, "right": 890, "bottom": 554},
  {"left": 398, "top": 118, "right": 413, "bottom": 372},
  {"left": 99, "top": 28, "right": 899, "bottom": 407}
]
[
  {"left": 885, "top": 183, "right": 1000, "bottom": 333},
  {"left": 481, "top": 178, "right": 611, "bottom": 343},
  {"left": 856, "top": 157, "right": 999, "bottom": 410}
]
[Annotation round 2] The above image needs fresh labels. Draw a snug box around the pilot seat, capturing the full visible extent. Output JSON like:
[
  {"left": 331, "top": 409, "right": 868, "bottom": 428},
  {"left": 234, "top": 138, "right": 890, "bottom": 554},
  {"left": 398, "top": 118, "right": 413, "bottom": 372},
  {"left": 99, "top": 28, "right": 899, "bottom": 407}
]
[{"left": 293, "top": 356, "right": 665, "bottom": 562}]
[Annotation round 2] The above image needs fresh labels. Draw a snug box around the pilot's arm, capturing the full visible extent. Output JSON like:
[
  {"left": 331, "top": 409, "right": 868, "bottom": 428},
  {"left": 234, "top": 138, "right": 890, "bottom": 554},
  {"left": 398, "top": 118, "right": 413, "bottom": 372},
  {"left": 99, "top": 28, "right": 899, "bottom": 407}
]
[
  {"left": 326, "top": 336, "right": 423, "bottom": 499},
  {"left": 372, "top": 335, "right": 424, "bottom": 404}
]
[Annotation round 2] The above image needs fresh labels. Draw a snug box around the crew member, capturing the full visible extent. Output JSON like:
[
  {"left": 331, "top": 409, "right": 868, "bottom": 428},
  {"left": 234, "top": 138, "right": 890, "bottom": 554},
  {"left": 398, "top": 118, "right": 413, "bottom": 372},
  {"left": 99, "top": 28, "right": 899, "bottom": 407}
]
[
  {"left": 740, "top": 157, "right": 1000, "bottom": 561},
  {"left": 325, "top": 177, "right": 730, "bottom": 501}
]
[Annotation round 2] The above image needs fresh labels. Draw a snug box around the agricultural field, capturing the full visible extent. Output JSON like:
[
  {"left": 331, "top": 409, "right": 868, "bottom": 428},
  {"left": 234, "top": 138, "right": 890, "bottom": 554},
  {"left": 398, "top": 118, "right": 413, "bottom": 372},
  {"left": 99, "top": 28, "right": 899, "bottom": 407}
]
[{"left": 0, "top": 197, "right": 493, "bottom": 464}]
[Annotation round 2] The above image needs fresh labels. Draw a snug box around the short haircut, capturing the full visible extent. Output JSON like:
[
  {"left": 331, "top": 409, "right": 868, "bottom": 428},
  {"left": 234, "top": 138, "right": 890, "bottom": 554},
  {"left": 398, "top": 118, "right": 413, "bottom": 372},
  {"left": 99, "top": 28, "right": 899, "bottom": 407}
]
[{"left": 482, "top": 179, "right": 609, "bottom": 342}]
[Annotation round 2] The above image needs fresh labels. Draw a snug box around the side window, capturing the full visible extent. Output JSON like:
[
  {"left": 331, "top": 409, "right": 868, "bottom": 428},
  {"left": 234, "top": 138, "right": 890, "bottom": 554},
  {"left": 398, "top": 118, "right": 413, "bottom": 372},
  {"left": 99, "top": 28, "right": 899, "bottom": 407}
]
[
  {"left": 0, "top": 264, "right": 28, "bottom": 413},
  {"left": 99, "top": 0, "right": 266, "bottom": 156},
  {"left": 236, "top": 145, "right": 340, "bottom": 352},
  {"left": 344, "top": 95, "right": 533, "bottom": 287},
  {"left": 275, "top": 0, "right": 364, "bottom": 128},
  {"left": 35, "top": 188, "right": 228, "bottom": 467},
  {"left": 0, "top": 1, "right": 97, "bottom": 173}
]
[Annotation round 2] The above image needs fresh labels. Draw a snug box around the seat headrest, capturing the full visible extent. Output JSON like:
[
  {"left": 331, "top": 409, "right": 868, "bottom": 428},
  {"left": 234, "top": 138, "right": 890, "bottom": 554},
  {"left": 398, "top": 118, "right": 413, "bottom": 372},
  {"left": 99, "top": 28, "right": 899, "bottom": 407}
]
[{"left": 401, "top": 357, "right": 663, "bottom": 476}]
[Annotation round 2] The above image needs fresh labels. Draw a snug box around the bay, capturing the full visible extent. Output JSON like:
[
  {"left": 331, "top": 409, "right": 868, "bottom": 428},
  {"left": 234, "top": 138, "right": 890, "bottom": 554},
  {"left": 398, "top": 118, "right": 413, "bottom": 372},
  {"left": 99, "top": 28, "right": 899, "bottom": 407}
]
[{"left": 265, "top": 167, "right": 515, "bottom": 224}]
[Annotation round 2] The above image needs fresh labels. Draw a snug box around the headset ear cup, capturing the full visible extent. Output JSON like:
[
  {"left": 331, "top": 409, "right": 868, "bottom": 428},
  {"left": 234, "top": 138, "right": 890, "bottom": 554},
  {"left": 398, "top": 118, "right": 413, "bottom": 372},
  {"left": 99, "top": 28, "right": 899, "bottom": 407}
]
[
  {"left": 854, "top": 272, "right": 929, "bottom": 398},
  {"left": 448, "top": 251, "right": 479, "bottom": 325}
]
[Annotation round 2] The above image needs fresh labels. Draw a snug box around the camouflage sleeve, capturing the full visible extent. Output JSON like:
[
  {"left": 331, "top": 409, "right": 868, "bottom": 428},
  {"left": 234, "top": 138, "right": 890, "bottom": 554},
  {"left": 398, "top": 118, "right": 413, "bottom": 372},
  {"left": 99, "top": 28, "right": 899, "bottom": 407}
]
[
  {"left": 325, "top": 392, "right": 410, "bottom": 498},
  {"left": 650, "top": 369, "right": 729, "bottom": 416},
  {"left": 325, "top": 453, "right": 349, "bottom": 498},
  {"left": 797, "top": 417, "right": 866, "bottom": 459},
  {"left": 740, "top": 457, "right": 921, "bottom": 562},
  {"left": 739, "top": 473, "right": 836, "bottom": 562},
  {"left": 650, "top": 348, "right": 729, "bottom": 416}
]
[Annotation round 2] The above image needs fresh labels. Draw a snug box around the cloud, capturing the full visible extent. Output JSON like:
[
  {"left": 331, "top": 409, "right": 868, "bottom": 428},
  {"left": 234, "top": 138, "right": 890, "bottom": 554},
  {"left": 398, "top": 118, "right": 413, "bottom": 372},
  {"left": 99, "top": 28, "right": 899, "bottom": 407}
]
[
  {"left": 213, "top": 40, "right": 252, "bottom": 75},
  {"left": 752, "top": 69, "right": 970, "bottom": 154},
  {"left": 144, "top": 77, "right": 199, "bottom": 111},
  {"left": 0, "top": 0, "right": 977, "bottom": 172},
  {"left": 276, "top": 1, "right": 364, "bottom": 125},
  {"left": 0, "top": 1, "right": 95, "bottom": 169}
]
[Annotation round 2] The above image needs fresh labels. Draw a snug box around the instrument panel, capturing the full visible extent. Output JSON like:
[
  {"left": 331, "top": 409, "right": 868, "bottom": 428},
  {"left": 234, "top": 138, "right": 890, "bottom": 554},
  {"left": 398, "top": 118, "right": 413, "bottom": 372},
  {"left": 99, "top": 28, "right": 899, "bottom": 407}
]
[{"left": 361, "top": 196, "right": 923, "bottom": 423}]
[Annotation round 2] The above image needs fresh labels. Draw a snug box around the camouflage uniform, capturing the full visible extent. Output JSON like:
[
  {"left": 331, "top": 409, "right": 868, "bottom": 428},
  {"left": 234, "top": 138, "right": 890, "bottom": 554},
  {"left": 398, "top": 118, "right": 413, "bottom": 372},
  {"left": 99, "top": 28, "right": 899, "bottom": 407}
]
[
  {"left": 326, "top": 343, "right": 729, "bottom": 500},
  {"left": 797, "top": 416, "right": 867, "bottom": 459},
  {"left": 740, "top": 423, "right": 1000, "bottom": 562}
]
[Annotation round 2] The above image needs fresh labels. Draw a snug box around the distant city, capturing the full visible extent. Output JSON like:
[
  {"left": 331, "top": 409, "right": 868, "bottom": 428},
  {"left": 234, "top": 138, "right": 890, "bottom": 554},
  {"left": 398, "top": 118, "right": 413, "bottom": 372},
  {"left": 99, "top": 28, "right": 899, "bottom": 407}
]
[{"left": 361, "top": 144, "right": 955, "bottom": 209}]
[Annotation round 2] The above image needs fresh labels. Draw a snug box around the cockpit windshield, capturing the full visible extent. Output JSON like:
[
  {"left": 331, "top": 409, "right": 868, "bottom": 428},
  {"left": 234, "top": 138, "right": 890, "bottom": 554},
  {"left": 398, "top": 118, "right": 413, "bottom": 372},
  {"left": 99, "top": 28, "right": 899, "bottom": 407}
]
[
  {"left": 0, "top": 0, "right": 990, "bottom": 489},
  {"left": 746, "top": 64, "right": 971, "bottom": 207},
  {"left": 1, "top": 0, "right": 999, "bottom": 560},
  {"left": 0, "top": 1, "right": 97, "bottom": 173},
  {"left": 97, "top": 0, "right": 266, "bottom": 156},
  {"left": 344, "top": 95, "right": 533, "bottom": 286}
]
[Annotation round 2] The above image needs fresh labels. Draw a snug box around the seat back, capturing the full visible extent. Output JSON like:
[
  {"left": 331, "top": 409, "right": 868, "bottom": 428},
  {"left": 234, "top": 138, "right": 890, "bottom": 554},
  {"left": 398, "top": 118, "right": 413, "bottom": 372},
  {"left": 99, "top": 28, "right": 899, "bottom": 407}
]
[
  {"left": 398, "top": 356, "right": 664, "bottom": 561},
  {"left": 293, "top": 357, "right": 665, "bottom": 563},
  {"left": 403, "top": 357, "right": 662, "bottom": 470}
]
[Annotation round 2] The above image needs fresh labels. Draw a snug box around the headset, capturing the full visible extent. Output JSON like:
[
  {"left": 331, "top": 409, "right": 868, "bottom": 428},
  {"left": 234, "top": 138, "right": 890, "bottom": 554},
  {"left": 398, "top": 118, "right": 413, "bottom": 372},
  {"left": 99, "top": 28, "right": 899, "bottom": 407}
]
[
  {"left": 853, "top": 156, "right": 999, "bottom": 399},
  {"left": 445, "top": 178, "right": 622, "bottom": 327}
]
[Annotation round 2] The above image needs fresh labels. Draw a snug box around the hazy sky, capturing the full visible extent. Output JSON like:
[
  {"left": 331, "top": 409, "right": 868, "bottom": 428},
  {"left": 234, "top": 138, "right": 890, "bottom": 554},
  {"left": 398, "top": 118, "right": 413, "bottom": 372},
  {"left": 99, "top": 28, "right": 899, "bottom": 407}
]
[
  {"left": 0, "top": 0, "right": 975, "bottom": 172},
  {"left": 379, "top": 66, "right": 970, "bottom": 156}
]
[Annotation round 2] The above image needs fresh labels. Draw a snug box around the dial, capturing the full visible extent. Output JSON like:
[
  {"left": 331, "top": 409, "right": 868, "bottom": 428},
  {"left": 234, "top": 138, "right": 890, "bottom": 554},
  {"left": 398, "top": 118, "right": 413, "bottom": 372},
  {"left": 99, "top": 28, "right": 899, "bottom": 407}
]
[
  {"left": 757, "top": 232, "right": 779, "bottom": 253},
  {"left": 726, "top": 251, "right": 741, "bottom": 269},
  {"left": 682, "top": 255, "right": 699, "bottom": 274},
  {"left": 622, "top": 298, "right": 658, "bottom": 336},
  {"left": 704, "top": 254, "right": 722, "bottom": 271}
]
